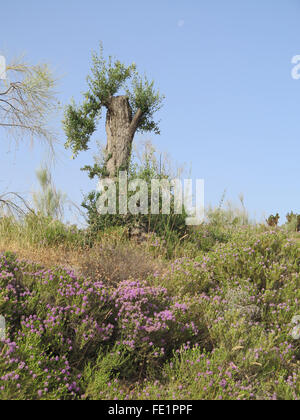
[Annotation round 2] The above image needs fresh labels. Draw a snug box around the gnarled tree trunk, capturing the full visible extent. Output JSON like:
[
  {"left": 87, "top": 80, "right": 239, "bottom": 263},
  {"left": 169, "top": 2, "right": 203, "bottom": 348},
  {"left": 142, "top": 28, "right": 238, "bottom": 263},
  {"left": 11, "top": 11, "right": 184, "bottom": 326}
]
[{"left": 105, "top": 96, "right": 143, "bottom": 178}]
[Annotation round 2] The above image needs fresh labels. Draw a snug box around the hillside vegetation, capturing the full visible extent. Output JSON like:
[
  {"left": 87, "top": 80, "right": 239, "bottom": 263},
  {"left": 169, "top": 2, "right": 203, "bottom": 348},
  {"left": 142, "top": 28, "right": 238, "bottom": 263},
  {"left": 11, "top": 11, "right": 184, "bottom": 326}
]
[{"left": 0, "top": 213, "right": 299, "bottom": 400}]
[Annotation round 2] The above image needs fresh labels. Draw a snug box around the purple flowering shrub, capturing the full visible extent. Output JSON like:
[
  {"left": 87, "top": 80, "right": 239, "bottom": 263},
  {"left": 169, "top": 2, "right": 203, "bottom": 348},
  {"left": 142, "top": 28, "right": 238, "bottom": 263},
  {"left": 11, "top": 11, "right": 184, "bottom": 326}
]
[
  {"left": 111, "top": 279, "right": 205, "bottom": 375},
  {"left": 0, "top": 253, "right": 111, "bottom": 399},
  {"left": 0, "top": 252, "right": 205, "bottom": 399},
  {"left": 0, "top": 335, "right": 80, "bottom": 399}
]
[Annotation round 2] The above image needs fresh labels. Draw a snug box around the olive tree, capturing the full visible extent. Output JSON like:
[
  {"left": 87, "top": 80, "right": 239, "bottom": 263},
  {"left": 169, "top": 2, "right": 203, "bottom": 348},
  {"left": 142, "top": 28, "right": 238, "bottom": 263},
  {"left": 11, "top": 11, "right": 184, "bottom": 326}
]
[{"left": 63, "top": 44, "right": 164, "bottom": 178}]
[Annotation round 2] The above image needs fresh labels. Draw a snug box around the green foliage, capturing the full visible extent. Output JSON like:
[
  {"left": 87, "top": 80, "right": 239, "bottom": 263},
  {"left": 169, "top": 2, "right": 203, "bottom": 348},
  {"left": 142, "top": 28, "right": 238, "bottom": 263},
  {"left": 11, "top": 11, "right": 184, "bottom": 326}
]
[
  {"left": 125, "top": 73, "right": 164, "bottom": 135},
  {"left": 82, "top": 144, "right": 188, "bottom": 252},
  {"left": 87, "top": 45, "right": 136, "bottom": 105},
  {"left": 267, "top": 213, "right": 280, "bottom": 227},
  {"left": 63, "top": 43, "right": 164, "bottom": 158},
  {"left": 0, "top": 213, "right": 89, "bottom": 249},
  {"left": 81, "top": 162, "right": 109, "bottom": 179},
  {"left": 186, "top": 197, "right": 251, "bottom": 253},
  {"left": 82, "top": 345, "right": 130, "bottom": 400},
  {"left": 160, "top": 228, "right": 299, "bottom": 296},
  {"left": 63, "top": 98, "right": 97, "bottom": 157},
  {"left": 286, "top": 212, "right": 300, "bottom": 232}
]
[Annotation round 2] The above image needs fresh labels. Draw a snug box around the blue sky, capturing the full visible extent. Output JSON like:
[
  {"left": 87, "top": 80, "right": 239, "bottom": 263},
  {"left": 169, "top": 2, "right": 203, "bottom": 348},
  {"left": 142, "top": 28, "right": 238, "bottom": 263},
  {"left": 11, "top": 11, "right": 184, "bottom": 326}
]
[{"left": 1, "top": 0, "right": 299, "bottom": 224}]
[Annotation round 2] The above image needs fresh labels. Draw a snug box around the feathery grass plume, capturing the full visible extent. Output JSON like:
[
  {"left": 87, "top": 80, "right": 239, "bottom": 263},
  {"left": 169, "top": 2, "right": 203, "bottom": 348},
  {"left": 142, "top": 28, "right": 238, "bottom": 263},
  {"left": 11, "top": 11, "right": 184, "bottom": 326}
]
[
  {"left": 32, "top": 166, "right": 66, "bottom": 220},
  {"left": 0, "top": 55, "right": 59, "bottom": 154}
]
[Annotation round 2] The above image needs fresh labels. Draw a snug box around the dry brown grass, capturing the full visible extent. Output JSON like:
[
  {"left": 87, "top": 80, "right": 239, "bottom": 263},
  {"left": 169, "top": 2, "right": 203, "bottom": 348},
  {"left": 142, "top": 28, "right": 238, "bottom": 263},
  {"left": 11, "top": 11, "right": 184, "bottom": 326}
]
[
  {"left": 0, "top": 235, "right": 166, "bottom": 285},
  {"left": 0, "top": 239, "right": 84, "bottom": 272},
  {"left": 80, "top": 243, "right": 164, "bottom": 286}
]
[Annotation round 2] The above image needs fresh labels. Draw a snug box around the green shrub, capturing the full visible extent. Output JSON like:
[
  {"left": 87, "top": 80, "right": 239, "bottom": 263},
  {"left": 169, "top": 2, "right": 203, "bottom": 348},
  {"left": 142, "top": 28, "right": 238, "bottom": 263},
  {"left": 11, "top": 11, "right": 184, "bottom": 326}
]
[
  {"left": 82, "top": 145, "right": 189, "bottom": 255},
  {"left": 286, "top": 212, "right": 300, "bottom": 232},
  {"left": 266, "top": 213, "right": 280, "bottom": 227}
]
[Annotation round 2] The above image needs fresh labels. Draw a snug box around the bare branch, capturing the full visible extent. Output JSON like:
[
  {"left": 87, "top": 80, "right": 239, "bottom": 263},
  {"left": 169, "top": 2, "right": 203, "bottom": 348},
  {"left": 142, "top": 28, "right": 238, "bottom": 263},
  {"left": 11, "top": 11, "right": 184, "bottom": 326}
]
[
  {"left": 0, "top": 192, "right": 34, "bottom": 218},
  {"left": 0, "top": 58, "right": 59, "bottom": 152}
]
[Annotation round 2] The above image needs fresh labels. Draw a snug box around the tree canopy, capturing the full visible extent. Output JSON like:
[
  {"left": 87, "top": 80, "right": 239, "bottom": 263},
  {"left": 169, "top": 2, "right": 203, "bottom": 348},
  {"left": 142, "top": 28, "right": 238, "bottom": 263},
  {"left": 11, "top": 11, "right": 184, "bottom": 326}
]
[{"left": 63, "top": 44, "right": 165, "bottom": 161}]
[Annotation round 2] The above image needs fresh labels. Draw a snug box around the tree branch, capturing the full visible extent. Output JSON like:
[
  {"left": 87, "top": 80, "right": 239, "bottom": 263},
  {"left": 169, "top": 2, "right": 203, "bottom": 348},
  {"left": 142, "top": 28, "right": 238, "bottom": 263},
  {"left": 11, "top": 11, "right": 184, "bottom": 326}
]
[
  {"left": 0, "top": 122, "right": 41, "bottom": 130},
  {"left": 0, "top": 85, "right": 15, "bottom": 96},
  {"left": 0, "top": 98, "right": 25, "bottom": 115},
  {"left": 129, "top": 108, "right": 143, "bottom": 136}
]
